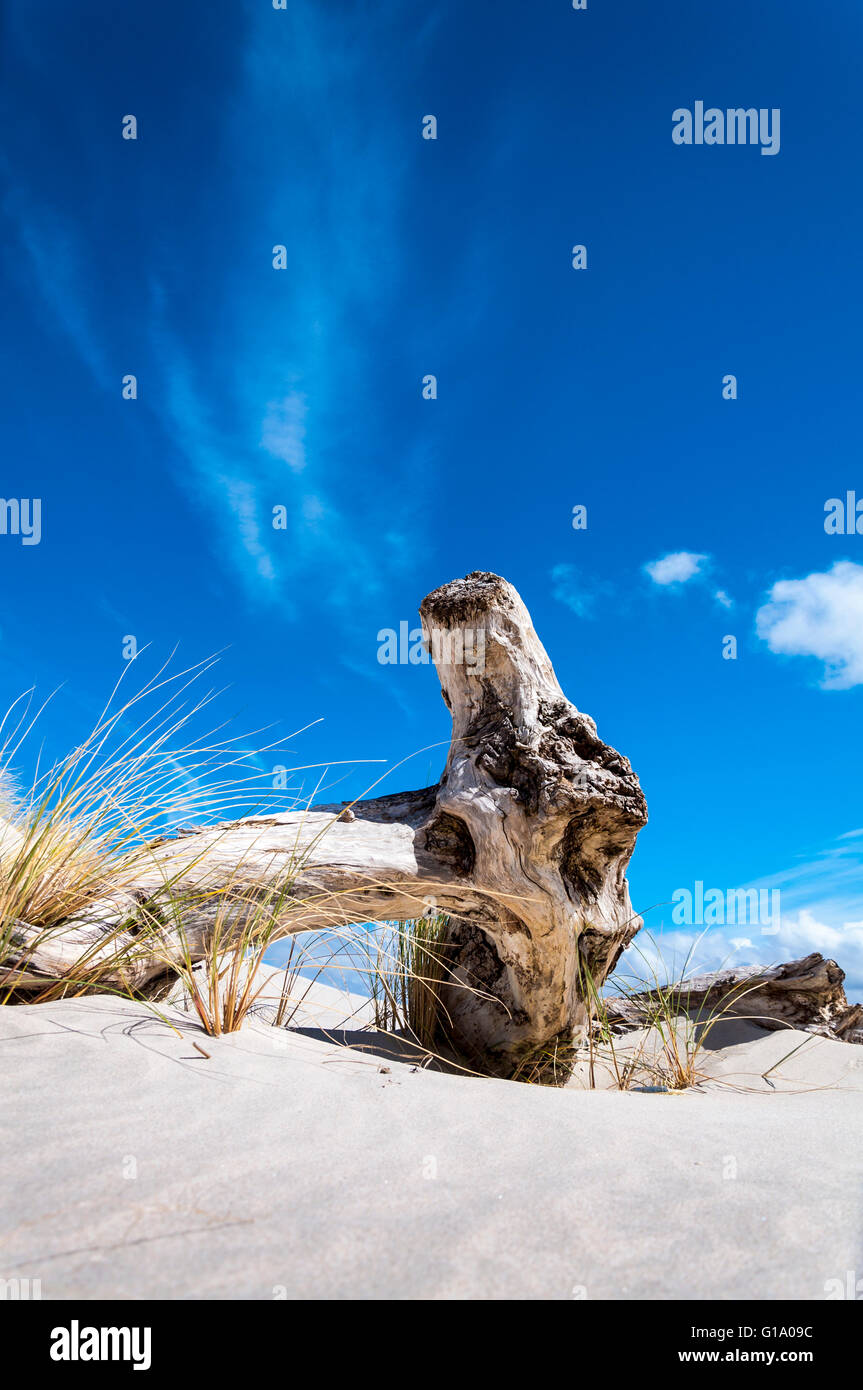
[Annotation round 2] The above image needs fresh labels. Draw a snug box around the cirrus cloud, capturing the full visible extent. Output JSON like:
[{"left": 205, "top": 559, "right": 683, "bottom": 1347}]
[{"left": 550, "top": 564, "right": 601, "bottom": 617}]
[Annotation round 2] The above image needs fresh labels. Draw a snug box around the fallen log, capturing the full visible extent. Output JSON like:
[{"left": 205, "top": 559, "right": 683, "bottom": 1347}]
[
  {"left": 604, "top": 952, "right": 863, "bottom": 1045},
  {"left": 2, "top": 571, "right": 649, "bottom": 1073}
]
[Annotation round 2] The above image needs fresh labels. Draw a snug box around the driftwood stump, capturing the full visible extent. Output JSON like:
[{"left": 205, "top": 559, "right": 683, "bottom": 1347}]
[{"left": 3, "top": 572, "right": 649, "bottom": 1073}]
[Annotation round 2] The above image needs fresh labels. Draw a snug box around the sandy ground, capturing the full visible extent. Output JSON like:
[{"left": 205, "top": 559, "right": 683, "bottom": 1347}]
[{"left": 1, "top": 973, "right": 862, "bottom": 1301}]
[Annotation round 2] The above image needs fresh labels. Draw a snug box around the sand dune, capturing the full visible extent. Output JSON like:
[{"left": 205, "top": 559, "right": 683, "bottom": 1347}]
[{"left": 1, "top": 973, "right": 861, "bottom": 1301}]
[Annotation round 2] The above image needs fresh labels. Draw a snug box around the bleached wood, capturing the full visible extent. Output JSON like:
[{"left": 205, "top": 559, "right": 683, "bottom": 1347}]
[
  {"left": 604, "top": 952, "right": 863, "bottom": 1045},
  {"left": 3, "top": 572, "right": 649, "bottom": 1071}
]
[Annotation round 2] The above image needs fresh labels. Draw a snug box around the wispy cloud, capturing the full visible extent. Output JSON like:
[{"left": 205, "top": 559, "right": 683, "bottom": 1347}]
[
  {"left": 3, "top": 189, "right": 110, "bottom": 387},
  {"left": 261, "top": 393, "right": 308, "bottom": 473},
  {"left": 142, "top": 4, "right": 422, "bottom": 610},
  {"left": 631, "top": 830, "right": 863, "bottom": 998},
  {"left": 2, "top": 2, "right": 431, "bottom": 620},
  {"left": 746, "top": 838, "right": 863, "bottom": 926},
  {"left": 549, "top": 563, "right": 604, "bottom": 617}
]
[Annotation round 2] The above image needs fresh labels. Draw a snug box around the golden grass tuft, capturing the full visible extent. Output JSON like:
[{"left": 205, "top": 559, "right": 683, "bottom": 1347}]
[{"left": 0, "top": 654, "right": 312, "bottom": 1006}]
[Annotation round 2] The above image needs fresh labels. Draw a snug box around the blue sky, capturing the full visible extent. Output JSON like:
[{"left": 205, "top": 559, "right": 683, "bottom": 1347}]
[{"left": 2, "top": 0, "right": 863, "bottom": 992}]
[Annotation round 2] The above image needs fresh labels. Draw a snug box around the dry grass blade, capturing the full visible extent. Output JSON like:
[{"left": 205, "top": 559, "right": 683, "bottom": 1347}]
[
  {"left": 370, "top": 914, "right": 453, "bottom": 1049},
  {"left": 580, "top": 928, "right": 797, "bottom": 1092},
  {"left": 0, "top": 656, "right": 312, "bottom": 1003}
]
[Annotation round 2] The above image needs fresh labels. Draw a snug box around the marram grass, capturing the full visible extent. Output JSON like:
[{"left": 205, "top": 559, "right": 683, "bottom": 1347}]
[
  {"left": 0, "top": 655, "right": 316, "bottom": 1014},
  {"left": 0, "top": 665, "right": 792, "bottom": 1074},
  {"left": 371, "top": 913, "right": 454, "bottom": 1052}
]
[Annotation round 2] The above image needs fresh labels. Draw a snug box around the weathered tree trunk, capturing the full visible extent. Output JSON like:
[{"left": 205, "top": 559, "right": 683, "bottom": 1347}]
[
  {"left": 2, "top": 572, "right": 648, "bottom": 1074},
  {"left": 604, "top": 952, "right": 863, "bottom": 1045}
]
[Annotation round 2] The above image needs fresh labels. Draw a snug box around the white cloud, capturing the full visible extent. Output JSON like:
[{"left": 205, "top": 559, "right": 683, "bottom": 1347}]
[
  {"left": 617, "top": 912, "right": 863, "bottom": 1002},
  {"left": 644, "top": 551, "right": 708, "bottom": 586},
  {"left": 755, "top": 561, "right": 863, "bottom": 689},
  {"left": 714, "top": 589, "right": 733, "bottom": 608}
]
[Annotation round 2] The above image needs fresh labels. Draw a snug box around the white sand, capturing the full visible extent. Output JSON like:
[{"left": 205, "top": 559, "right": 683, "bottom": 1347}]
[{"left": 1, "top": 978, "right": 861, "bottom": 1300}]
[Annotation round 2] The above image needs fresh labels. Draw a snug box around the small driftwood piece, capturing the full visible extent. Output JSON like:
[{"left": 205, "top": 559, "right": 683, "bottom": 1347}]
[{"left": 604, "top": 952, "right": 863, "bottom": 1045}]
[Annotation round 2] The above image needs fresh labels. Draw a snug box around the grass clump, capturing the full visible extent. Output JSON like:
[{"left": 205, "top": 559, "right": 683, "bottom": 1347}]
[
  {"left": 371, "top": 913, "right": 454, "bottom": 1053},
  {"left": 577, "top": 929, "right": 774, "bottom": 1092},
  {"left": 0, "top": 655, "right": 311, "bottom": 1008}
]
